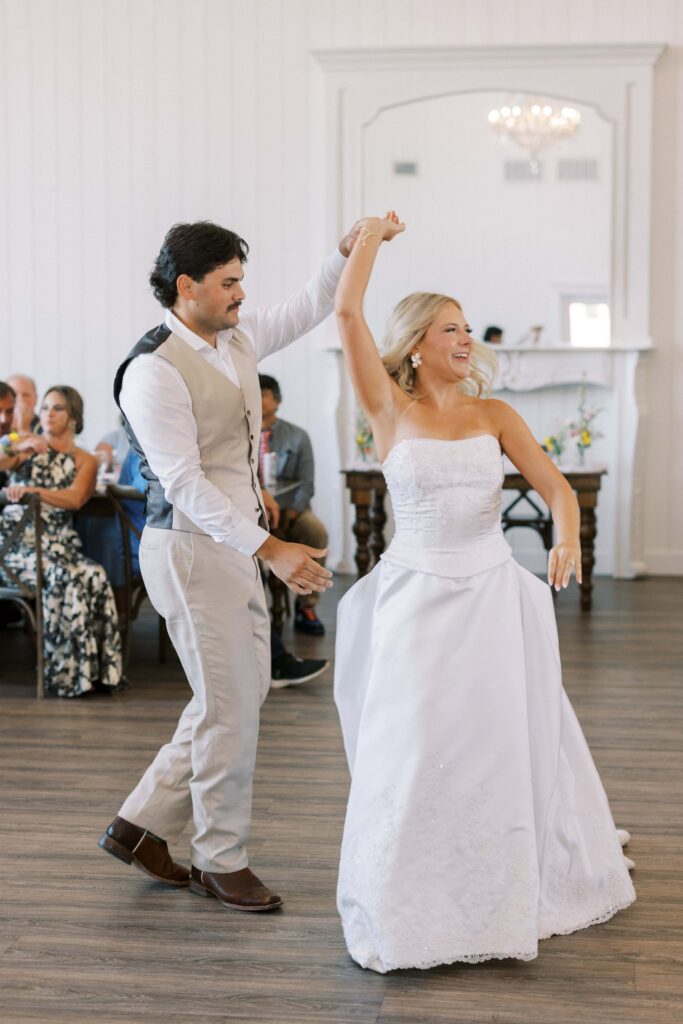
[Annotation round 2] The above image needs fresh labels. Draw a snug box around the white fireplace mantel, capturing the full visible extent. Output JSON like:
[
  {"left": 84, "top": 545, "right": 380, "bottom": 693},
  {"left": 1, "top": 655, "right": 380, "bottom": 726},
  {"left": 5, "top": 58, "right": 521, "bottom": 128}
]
[{"left": 492, "top": 345, "right": 646, "bottom": 391}]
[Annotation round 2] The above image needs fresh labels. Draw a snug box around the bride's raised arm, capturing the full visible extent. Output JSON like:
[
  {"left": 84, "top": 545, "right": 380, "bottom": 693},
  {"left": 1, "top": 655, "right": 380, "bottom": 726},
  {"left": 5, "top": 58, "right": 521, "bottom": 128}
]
[{"left": 334, "top": 213, "right": 405, "bottom": 426}]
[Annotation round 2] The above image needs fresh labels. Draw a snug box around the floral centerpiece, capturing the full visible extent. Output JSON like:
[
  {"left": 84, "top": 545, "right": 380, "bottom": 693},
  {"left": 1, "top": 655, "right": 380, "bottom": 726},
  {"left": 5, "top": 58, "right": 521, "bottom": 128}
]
[
  {"left": 542, "top": 430, "right": 567, "bottom": 462},
  {"left": 355, "top": 409, "right": 375, "bottom": 463},
  {"left": 565, "top": 382, "right": 604, "bottom": 465},
  {"left": 543, "top": 383, "right": 604, "bottom": 467}
]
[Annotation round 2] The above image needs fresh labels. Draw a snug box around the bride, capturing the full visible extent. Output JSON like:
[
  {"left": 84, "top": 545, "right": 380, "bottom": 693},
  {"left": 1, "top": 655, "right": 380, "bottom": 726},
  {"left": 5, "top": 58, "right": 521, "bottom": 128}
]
[{"left": 333, "top": 212, "right": 635, "bottom": 973}]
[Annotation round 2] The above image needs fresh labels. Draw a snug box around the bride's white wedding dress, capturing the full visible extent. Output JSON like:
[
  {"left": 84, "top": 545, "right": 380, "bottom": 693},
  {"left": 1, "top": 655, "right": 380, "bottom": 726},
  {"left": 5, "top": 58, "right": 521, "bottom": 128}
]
[{"left": 334, "top": 435, "right": 635, "bottom": 973}]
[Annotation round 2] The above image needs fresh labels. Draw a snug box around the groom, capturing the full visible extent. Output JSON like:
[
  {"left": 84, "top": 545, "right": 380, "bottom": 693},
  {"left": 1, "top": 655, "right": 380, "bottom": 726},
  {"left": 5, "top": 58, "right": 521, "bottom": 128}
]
[{"left": 99, "top": 219, "right": 357, "bottom": 911}]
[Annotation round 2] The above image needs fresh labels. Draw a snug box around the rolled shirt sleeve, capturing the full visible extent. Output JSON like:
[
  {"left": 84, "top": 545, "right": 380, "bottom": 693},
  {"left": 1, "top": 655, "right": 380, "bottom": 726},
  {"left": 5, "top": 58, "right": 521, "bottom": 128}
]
[{"left": 119, "top": 356, "right": 270, "bottom": 557}]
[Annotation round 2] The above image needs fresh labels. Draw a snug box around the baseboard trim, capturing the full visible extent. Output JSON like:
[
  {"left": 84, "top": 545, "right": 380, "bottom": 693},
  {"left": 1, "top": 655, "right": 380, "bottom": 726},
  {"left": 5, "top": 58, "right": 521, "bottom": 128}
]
[{"left": 642, "top": 551, "right": 683, "bottom": 576}]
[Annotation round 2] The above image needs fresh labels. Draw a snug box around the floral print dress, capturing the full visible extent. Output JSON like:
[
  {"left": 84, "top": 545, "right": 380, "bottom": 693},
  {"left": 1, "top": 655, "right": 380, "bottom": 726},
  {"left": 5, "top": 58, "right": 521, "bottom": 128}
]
[{"left": 1, "top": 448, "right": 122, "bottom": 697}]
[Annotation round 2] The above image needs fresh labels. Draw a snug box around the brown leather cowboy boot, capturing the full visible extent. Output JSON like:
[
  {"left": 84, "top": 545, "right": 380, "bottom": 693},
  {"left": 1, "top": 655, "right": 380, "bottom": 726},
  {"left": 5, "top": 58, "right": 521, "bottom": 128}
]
[
  {"left": 98, "top": 816, "right": 190, "bottom": 886},
  {"left": 189, "top": 866, "right": 282, "bottom": 911}
]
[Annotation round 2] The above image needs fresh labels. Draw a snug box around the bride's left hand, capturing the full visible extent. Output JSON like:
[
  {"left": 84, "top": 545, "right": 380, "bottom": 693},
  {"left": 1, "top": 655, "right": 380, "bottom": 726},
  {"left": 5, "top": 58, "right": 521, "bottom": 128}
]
[{"left": 548, "top": 541, "right": 582, "bottom": 591}]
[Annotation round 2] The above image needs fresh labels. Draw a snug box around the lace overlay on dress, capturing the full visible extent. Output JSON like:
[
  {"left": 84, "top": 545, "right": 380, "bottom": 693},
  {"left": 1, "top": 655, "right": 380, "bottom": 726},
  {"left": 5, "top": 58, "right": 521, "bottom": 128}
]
[{"left": 384, "top": 435, "right": 504, "bottom": 549}]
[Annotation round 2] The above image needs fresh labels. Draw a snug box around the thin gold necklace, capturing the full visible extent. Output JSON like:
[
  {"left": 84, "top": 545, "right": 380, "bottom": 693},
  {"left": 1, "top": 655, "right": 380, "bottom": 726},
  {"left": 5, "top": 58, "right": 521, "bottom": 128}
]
[{"left": 407, "top": 381, "right": 461, "bottom": 410}]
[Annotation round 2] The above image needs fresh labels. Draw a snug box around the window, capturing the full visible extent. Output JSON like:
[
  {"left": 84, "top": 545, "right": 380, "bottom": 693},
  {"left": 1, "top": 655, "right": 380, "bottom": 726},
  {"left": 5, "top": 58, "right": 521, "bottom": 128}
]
[{"left": 568, "top": 301, "right": 611, "bottom": 348}]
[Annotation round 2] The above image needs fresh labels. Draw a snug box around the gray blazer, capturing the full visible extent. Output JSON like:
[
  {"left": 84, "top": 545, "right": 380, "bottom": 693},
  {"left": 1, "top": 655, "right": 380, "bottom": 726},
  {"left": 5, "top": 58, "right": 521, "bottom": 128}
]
[{"left": 267, "top": 418, "right": 315, "bottom": 512}]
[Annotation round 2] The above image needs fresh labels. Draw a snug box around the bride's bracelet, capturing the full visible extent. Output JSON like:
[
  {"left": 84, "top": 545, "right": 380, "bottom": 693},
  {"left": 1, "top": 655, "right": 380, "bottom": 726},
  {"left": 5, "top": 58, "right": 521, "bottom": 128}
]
[{"left": 358, "top": 228, "right": 383, "bottom": 247}]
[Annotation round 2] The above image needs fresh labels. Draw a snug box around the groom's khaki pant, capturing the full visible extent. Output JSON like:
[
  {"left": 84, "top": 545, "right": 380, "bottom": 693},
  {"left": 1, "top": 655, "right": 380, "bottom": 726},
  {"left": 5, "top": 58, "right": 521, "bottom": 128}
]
[{"left": 119, "top": 526, "right": 271, "bottom": 873}]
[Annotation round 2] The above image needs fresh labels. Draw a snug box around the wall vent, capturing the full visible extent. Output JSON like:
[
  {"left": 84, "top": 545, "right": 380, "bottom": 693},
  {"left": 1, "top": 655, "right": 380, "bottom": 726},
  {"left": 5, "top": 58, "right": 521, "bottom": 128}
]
[
  {"left": 393, "top": 161, "right": 418, "bottom": 175},
  {"left": 503, "top": 160, "right": 542, "bottom": 182},
  {"left": 558, "top": 159, "right": 599, "bottom": 181}
]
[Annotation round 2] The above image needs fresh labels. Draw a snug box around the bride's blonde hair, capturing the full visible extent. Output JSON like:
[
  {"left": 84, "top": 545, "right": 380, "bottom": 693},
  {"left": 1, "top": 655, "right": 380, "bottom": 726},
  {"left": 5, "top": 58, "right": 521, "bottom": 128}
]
[{"left": 381, "top": 292, "right": 498, "bottom": 398}]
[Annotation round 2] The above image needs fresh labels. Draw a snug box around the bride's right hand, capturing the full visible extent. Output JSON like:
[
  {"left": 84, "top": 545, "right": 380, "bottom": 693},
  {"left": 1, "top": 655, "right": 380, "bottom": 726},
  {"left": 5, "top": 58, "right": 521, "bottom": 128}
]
[
  {"left": 381, "top": 210, "right": 405, "bottom": 240},
  {"left": 364, "top": 211, "right": 406, "bottom": 242}
]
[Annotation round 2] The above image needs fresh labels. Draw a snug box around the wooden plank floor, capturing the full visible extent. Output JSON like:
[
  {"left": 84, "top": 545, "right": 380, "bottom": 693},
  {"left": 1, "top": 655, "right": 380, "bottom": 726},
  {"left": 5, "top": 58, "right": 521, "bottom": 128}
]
[{"left": 1, "top": 575, "right": 682, "bottom": 1024}]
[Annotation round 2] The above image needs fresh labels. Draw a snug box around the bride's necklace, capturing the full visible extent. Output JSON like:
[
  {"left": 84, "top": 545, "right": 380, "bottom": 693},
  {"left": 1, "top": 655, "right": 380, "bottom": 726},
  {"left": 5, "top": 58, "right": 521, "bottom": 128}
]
[{"left": 407, "top": 381, "right": 461, "bottom": 411}]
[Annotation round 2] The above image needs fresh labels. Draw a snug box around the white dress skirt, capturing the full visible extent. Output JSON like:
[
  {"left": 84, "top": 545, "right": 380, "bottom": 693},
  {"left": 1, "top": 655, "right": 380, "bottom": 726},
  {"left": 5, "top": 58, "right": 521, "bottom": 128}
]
[{"left": 334, "top": 436, "right": 635, "bottom": 973}]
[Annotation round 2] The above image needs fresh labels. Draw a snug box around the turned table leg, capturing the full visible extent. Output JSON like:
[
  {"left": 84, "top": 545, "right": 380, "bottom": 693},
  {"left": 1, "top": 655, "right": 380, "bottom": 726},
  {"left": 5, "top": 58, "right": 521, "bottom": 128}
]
[
  {"left": 579, "top": 503, "right": 597, "bottom": 612},
  {"left": 370, "top": 486, "right": 387, "bottom": 567},
  {"left": 268, "top": 572, "right": 287, "bottom": 634},
  {"left": 351, "top": 487, "right": 373, "bottom": 577}
]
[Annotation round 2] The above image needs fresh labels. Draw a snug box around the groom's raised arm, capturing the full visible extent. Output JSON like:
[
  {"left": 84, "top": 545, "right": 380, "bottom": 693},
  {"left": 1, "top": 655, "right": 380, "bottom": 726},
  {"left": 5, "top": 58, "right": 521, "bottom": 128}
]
[{"left": 239, "top": 222, "right": 363, "bottom": 362}]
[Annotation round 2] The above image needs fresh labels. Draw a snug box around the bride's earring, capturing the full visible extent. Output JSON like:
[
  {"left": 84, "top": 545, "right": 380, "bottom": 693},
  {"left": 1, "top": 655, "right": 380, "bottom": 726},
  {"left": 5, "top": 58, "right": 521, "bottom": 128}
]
[{"left": 410, "top": 350, "right": 423, "bottom": 369}]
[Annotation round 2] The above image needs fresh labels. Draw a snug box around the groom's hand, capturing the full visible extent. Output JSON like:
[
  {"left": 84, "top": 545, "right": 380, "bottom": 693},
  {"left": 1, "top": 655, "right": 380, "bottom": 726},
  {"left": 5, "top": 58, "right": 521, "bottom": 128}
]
[
  {"left": 338, "top": 219, "right": 366, "bottom": 258},
  {"left": 338, "top": 213, "right": 405, "bottom": 256},
  {"left": 257, "top": 535, "right": 332, "bottom": 596}
]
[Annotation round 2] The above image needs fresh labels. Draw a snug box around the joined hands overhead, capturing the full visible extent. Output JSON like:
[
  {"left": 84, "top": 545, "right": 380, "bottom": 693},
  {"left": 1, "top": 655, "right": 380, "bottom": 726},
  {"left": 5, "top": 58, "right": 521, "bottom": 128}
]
[{"left": 338, "top": 211, "right": 406, "bottom": 256}]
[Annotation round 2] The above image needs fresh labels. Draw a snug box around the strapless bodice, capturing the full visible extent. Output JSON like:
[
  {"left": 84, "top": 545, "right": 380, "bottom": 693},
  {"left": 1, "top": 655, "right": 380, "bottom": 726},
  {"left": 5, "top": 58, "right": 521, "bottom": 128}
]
[{"left": 381, "top": 435, "right": 512, "bottom": 577}]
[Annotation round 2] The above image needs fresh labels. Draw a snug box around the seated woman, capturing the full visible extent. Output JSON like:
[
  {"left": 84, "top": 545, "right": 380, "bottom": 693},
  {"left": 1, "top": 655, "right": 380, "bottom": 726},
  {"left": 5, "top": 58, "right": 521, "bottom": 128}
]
[{"left": 1, "top": 386, "right": 122, "bottom": 697}]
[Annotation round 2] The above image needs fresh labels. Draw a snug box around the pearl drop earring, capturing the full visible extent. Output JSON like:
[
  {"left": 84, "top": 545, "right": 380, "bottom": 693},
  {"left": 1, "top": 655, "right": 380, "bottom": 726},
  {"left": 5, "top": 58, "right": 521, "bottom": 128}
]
[{"left": 410, "top": 351, "right": 423, "bottom": 369}]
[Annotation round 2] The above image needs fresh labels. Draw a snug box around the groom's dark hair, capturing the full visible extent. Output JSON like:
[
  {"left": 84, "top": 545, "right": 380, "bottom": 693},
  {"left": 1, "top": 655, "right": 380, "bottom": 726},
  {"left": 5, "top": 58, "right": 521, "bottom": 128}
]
[{"left": 150, "top": 221, "right": 249, "bottom": 308}]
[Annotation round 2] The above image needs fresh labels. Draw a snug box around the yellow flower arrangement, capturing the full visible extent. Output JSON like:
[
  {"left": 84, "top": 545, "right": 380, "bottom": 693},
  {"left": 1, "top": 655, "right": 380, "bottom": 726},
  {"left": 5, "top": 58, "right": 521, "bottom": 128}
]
[
  {"left": 355, "top": 410, "right": 375, "bottom": 462},
  {"left": 543, "top": 382, "right": 604, "bottom": 467},
  {"left": 565, "top": 382, "right": 604, "bottom": 464},
  {"left": 542, "top": 433, "right": 566, "bottom": 459}
]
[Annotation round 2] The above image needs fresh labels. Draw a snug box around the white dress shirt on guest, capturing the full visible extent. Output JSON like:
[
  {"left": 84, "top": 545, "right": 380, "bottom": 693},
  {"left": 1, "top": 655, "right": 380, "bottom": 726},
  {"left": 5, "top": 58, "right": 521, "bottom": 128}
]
[{"left": 119, "top": 249, "right": 346, "bottom": 557}]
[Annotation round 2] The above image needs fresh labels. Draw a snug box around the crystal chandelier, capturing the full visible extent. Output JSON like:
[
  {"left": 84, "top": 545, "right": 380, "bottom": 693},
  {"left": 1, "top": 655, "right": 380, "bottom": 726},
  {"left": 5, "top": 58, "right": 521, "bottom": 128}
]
[{"left": 488, "top": 98, "right": 581, "bottom": 174}]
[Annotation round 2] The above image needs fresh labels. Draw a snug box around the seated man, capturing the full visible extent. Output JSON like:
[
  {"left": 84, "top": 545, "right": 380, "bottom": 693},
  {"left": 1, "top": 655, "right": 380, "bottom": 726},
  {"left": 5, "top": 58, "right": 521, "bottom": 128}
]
[
  {"left": 0, "top": 381, "right": 47, "bottom": 485},
  {"left": 259, "top": 374, "right": 328, "bottom": 636},
  {"left": 6, "top": 374, "right": 40, "bottom": 433},
  {"left": 270, "top": 625, "right": 328, "bottom": 688},
  {"left": 0, "top": 380, "right": 48, "bottom": 628},
  {"left": 112, "top": 454, "right": 327, "bottom": 685},
  {"left": 0, "top": 381, "right": 15, "bottom": 490}
]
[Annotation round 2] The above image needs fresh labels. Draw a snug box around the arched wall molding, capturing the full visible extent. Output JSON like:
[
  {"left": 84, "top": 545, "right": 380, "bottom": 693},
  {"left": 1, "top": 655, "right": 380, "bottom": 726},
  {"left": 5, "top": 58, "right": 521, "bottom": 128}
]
[
  {"left": 357, "top": 88, "right": 616, "bottom": 244},
  {"left": 311, "top": 43, "right": 664, "bottom": 349},
  {"left": 361, "top": 88, "right": 614, "bottom": 132}
]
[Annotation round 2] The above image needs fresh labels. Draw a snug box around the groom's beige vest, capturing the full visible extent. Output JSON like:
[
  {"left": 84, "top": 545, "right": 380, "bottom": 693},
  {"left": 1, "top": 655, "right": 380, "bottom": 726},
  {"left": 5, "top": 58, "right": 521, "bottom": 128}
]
[{"left": 114, "top": 325, "right": 267, "bottom": 535}]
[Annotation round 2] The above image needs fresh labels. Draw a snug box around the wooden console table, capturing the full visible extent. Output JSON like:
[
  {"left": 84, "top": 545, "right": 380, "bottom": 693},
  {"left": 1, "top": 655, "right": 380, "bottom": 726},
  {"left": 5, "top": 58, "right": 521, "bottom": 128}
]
[{"left": 342, "top": 466, "right": 606, "bottom": 612}]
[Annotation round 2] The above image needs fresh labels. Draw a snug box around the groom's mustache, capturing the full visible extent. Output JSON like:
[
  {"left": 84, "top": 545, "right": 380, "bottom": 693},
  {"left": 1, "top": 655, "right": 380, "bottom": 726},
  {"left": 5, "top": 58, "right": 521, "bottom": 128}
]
[{"left": 228, "top": 302, "right": 241, "bottom": 312}]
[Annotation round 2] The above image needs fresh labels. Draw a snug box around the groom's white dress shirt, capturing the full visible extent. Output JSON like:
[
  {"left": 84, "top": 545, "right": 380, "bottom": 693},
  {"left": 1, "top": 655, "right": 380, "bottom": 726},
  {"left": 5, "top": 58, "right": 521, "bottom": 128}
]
[{"left": 119, "top": 248, "right": 345, "bottom": 557}]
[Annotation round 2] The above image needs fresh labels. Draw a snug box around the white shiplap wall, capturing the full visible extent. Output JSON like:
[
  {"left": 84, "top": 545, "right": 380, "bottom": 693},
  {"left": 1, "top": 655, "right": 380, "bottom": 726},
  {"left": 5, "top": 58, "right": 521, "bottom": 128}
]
[{"left": 1, "top": 0, "right": 682, "bottom": 573}]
